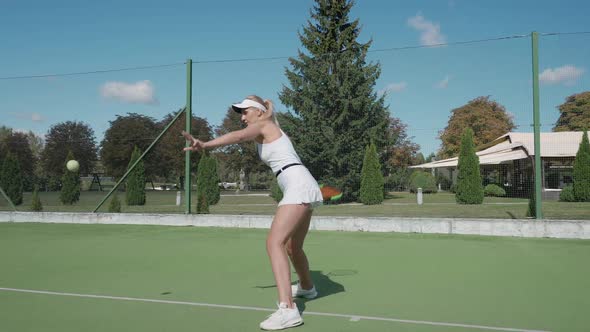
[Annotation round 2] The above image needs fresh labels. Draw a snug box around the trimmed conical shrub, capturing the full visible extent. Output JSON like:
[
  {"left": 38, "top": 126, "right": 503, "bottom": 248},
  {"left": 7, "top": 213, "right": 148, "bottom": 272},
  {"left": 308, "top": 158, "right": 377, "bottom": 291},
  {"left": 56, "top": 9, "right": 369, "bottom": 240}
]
[
  {"left": 60, "top": 151, "right": 80, "bottom": 205},
  {"left": 125, "top": 146, "right": 146, "bottom": 206},
  {"left": 359, "top": 142, "right": 384, "bottom": 205},
  {"left": 455, "top": 128, "right": 484, "bottom": 204},
  {"left": 573, "top": 130, "right": 590, "bottom": 202}
]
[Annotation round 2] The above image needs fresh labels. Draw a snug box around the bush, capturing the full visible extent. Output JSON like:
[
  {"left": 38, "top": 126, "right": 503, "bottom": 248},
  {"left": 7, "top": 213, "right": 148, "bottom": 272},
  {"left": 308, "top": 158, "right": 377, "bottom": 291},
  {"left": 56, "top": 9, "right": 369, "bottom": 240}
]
[
  {"left": 436, "top": 173, "right": 452, "bottom": 191},
  {"left": 484, "top": 184, "right": 506, "bottom": 197},
  {"left": 269, "top": 178, "right": 283, "bottom": 203},
  {"left": 59, "top": 151, "right": 80, "bottom": 205},
  {"left": 559, "top": 185, "right": 576, "bottom": 202},
  {"left": 455, "top": 128, "right": 484, "bottom": 204},
  {"left": 0, "top": 153, "right": 23, "bottom": 205},
  {"left": 125, "top": 146, "right": 146, "bottom": 206},
  {"left": 384, "top": 168, "right": 411, "bottom": 192},
  {"left": 409, "top": 171, "right": 437, "bottom": 193},
  {"left": 31, "top": 186, "right": 43, "bottom": 211},
  {"left": 359, "top": 142, "right": 384, "bottom": 205},
  {"left": 108, "top": 193, "right": 122, "bottom": 212}
]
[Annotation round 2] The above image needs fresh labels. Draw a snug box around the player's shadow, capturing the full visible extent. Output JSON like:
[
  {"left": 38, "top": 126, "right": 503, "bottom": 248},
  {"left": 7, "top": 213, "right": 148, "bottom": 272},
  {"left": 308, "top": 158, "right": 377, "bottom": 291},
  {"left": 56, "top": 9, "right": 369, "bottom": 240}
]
[{"left": 255, "top": 269, "right": 353, "bottom": 314}]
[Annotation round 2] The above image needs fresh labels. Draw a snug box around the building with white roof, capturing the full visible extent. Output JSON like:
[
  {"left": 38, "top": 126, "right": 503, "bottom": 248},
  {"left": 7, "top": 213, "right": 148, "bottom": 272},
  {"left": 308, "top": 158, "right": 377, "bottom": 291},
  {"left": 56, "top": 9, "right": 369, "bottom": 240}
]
[{"left": 411, "top": 131, "right": 585, "bottom": 199}]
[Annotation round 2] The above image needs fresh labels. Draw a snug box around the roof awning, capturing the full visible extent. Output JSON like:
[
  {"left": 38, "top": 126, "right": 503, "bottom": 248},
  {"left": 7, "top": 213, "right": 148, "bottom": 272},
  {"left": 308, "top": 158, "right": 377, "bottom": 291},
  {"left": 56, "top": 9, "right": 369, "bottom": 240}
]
[{"left": 410, "top": 147, "right": 529, "bottom": 169}]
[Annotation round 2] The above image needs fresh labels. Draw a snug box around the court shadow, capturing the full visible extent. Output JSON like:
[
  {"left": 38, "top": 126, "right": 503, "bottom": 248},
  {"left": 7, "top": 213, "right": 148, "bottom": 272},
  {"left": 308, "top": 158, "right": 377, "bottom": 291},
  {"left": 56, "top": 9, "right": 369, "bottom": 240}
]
[
  {"left": 254, "top": 269, "right": 349, "bottom": 314},
  {"left": 506, "top": 211, "right": 517, "bottom": 219}
]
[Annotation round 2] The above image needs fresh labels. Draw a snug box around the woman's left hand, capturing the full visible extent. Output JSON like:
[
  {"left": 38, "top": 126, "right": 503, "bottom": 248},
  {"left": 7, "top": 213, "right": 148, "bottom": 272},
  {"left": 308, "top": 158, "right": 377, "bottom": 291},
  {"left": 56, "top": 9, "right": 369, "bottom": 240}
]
[{"left": 181, "top": 131, "right": 205, "bottom": 152}]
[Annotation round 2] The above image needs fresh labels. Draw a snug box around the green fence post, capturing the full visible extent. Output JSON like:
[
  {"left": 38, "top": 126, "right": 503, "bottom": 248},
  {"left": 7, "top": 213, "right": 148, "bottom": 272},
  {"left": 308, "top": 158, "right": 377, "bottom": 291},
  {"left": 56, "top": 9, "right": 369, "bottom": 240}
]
[
  {"left": 531, "top": 31, "right": 543, "bottom": 219},
  {"left": 185, "top": 59, "right": 192, "bottom": 214}
]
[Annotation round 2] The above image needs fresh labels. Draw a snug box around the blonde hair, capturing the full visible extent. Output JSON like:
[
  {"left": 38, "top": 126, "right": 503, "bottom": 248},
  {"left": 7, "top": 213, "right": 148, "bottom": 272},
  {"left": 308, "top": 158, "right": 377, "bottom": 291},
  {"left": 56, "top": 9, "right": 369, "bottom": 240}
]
[{"left": 246, "top": 95, "right": 280, "bottom": 127}]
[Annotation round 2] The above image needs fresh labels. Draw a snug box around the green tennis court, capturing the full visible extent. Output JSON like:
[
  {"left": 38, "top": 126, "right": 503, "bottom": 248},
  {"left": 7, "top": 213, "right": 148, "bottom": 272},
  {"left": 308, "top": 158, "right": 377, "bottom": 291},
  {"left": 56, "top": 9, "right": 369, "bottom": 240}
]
[{"left": 1, "top": 222, "right": 589, "bottom": 332}]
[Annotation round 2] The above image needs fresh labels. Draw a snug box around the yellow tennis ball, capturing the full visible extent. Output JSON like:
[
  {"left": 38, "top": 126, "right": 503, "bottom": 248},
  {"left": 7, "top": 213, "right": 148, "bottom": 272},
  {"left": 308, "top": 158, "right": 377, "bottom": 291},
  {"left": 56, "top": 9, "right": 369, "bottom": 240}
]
[{"left": 66, "top": 160, "right": 80, "bottom": 172}]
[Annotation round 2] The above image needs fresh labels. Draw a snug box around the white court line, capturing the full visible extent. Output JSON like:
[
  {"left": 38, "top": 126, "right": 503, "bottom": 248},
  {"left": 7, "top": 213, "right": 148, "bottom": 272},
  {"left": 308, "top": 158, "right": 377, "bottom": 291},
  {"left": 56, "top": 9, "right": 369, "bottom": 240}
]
[{"left": 0, "top": 287, "right": 550, "bottom": 332}]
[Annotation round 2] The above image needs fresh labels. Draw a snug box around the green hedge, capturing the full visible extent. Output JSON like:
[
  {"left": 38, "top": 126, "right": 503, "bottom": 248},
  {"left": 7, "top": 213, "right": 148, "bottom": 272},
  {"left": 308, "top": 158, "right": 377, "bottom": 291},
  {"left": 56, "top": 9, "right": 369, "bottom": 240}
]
[{"left": 484, "top": 184, "right": 506, "bottom": 197}]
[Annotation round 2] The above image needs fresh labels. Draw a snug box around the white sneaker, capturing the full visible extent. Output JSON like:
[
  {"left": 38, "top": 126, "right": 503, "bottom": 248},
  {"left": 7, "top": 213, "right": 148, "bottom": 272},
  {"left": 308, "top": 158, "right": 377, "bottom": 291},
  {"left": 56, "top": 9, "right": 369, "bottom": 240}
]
[
  {"left": 260, "top": 302, "right": 303, "bottom": 330},
  {"left": 291, "top": 282, "right": 318, "bottom": 299}
]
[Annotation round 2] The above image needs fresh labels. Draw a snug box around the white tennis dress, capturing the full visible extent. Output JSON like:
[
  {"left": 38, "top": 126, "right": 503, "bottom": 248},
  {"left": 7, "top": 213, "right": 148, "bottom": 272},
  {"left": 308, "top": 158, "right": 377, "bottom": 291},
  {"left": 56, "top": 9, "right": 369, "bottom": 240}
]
[{"left": 257, "top": 130, "right": 323, "bottom": 207}]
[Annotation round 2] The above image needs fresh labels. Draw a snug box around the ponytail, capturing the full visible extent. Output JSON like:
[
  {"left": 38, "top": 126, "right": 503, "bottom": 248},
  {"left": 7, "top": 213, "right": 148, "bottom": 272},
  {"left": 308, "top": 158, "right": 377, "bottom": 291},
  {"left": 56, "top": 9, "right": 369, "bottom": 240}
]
[{"left": 263, "top": 99, "right": 280, "bottom": 127}]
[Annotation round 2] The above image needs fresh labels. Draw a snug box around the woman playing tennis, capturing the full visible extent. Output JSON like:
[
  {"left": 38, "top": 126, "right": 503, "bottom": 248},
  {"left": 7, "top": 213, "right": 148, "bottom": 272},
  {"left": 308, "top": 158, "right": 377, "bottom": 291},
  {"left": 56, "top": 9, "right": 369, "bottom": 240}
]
[{"left": 182, "top": 95, "right": 322, "bottom": 330}]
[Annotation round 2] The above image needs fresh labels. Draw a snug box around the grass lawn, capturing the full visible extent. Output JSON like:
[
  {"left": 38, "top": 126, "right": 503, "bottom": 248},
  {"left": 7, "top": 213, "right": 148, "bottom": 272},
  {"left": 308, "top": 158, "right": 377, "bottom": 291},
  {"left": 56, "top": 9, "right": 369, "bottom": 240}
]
[{"left": 1, "top": 190, "right": 588, "bottom": 220}]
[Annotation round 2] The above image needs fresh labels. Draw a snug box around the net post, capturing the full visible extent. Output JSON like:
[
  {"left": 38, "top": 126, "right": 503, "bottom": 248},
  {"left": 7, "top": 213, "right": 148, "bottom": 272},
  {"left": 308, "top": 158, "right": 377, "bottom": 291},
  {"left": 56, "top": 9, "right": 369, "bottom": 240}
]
[
  {"left": 531, "top": 31, "right": 543, "bottom": 219},
  {"left": 185, "top": 59, "right": 193, "bottom": 214}
]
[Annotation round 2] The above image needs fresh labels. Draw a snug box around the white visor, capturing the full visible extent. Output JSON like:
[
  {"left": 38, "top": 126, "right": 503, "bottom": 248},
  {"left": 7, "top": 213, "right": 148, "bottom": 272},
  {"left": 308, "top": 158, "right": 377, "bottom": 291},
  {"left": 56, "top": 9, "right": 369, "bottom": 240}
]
[{"left": 232, "top": 99, "right": 267, "bottom": 113}]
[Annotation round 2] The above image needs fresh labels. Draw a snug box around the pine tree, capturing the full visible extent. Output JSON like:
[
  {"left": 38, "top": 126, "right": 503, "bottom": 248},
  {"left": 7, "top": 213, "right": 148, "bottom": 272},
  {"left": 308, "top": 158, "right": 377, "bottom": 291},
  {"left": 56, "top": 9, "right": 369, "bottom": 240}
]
[
  {"left": 573, "top": 129, "right": 590, "bottom": 201},
  {"left": 60, "top": 151, "right": 80, "bottom": 205},
  {"left": 360, "top": 142, "right": 384, "bottom": 205},
  {"left": 455, "top": 128, "right": 484, "bottom": 204},
  {"left": 279, "top": 0, "right": 392, "bottom": 202},
  {"left": 125, "top": 146, "right": 146, "bottom": 206},
  {"left": 206, "top": 156, "right": 221, "bottom": 205},
  {"left": 31, "top": 185, "right": 43, "bottom": 211},
  {"left": 0, "top": 153, "right": 24, "bottom": 205},
  {"left": 196, "top": 190, "right": 209, "bottom": 214},
  {"left": 196, "top": 153, "right": 220, "bottom": 208}
]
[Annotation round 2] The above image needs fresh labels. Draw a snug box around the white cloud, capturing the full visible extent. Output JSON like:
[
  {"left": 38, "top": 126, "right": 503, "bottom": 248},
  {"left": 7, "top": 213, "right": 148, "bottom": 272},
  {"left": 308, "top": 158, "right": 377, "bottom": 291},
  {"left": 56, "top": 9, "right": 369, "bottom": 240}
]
[
  {"left": 379, "top": 82, "right": 407, "bottom": 96},
  {"left": 436, "top": 75, "right": 450, "bottom": 89},
  {"left": 31, "top": 113, "right": 44, "bottom": 122},
  {"left": 9, "top": 112, "right": 45, "bottom": 122},
  {"left": 539, "top": 65, "right": 584, "bottom": 85},
  {"left": 100, "top": 80, "right": 158, "bottom": 104},
  {"left": 407, "top": 14, "right": 446, "bottom": 46}
]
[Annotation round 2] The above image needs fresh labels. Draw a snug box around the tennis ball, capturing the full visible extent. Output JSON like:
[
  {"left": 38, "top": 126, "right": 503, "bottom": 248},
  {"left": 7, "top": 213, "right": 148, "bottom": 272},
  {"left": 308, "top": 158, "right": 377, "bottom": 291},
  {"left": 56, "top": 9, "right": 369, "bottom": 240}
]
[{"left": 66, "top": 160, "right": 80, "bottom": 172}]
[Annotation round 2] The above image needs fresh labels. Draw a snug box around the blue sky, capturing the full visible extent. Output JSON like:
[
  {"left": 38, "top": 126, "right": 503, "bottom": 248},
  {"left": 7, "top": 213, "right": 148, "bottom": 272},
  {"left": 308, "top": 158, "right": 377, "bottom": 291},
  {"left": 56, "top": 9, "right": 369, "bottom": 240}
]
[{"left": 1, "top": 0, "right": 589, "bottom": 155}]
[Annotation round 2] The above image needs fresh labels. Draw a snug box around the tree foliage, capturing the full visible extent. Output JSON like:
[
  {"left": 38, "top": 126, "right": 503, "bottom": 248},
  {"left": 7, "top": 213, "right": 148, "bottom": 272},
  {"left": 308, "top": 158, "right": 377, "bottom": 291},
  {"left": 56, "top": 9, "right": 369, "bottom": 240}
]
[
  {"left": 455, "top": 128, "right": 484, "bottom": 204},
  {"left": 0, "top": 153, "right": 23, "bottom": 205},
  {"left": 439, "top": 96, "right": 515, "bottom": 159},
  {"left": 573, "top": 130, "right": 590, "bottom": 201},
  {"left": 553, "top": 91, "right": 590, "bottom": 132},
  {"left": 100, "top": 113, "right": 159, "bottom": 179},
  {"left": 214, "top": 107, "right": 265, "bottom": 188},
  {"left": 42, "top": 121, "right": 97, "bottom": 176},
  {"left": 279, "top": 0, "right": 392, "bottom": 202},
  {"left": 387, "top": 117, "right": 420, "bottom": 169},
  {"left": 359, "top": 142, "right": 384, "bottom": 205},
  {"left": 31, "top": 185, "right": 43, "bottom": 211},
  {"left": 156, "top": 110, "right": 213, "bottom": 182},
  {"left": 0, "top": 131, "right": 35, "bottom": 190}
]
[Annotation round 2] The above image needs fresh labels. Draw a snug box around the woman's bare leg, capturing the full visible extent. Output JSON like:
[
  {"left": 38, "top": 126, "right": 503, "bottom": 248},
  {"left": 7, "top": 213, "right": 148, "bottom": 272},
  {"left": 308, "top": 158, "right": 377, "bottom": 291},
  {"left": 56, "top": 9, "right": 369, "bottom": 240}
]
[
  {"left": 267, "top": 204, "right": 312, "bottom": 308},
  {"left": 286, "top": 208, "right": 313, "bottom": 290}
]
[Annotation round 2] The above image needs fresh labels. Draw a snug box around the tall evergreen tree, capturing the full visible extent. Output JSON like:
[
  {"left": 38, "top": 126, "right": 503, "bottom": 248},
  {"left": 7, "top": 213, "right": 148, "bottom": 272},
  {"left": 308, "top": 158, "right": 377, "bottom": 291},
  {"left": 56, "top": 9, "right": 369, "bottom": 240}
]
[
  {"left": 0, "top": 153, "right": 24, "bottom": 205},
  {"left": 573, "top": 130, "right": 590, "bottom": 201},
  {"left": 455, "top": 128, "right": 484, "bottom": 204},
  {"left": 280, "top": 0, "right": 392, "bottom": 201},
  {"left": 125, "top": 146, "right": 146, "bottom": 206},
  {"left": 360, "top": 142, "right": 384, "bottom": 205},
  {"left": 59, "top": 151, "right": 81, "bottom": 205},
  {"left": 196, "top": 153, "right": 221, "bottom": 208}
]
